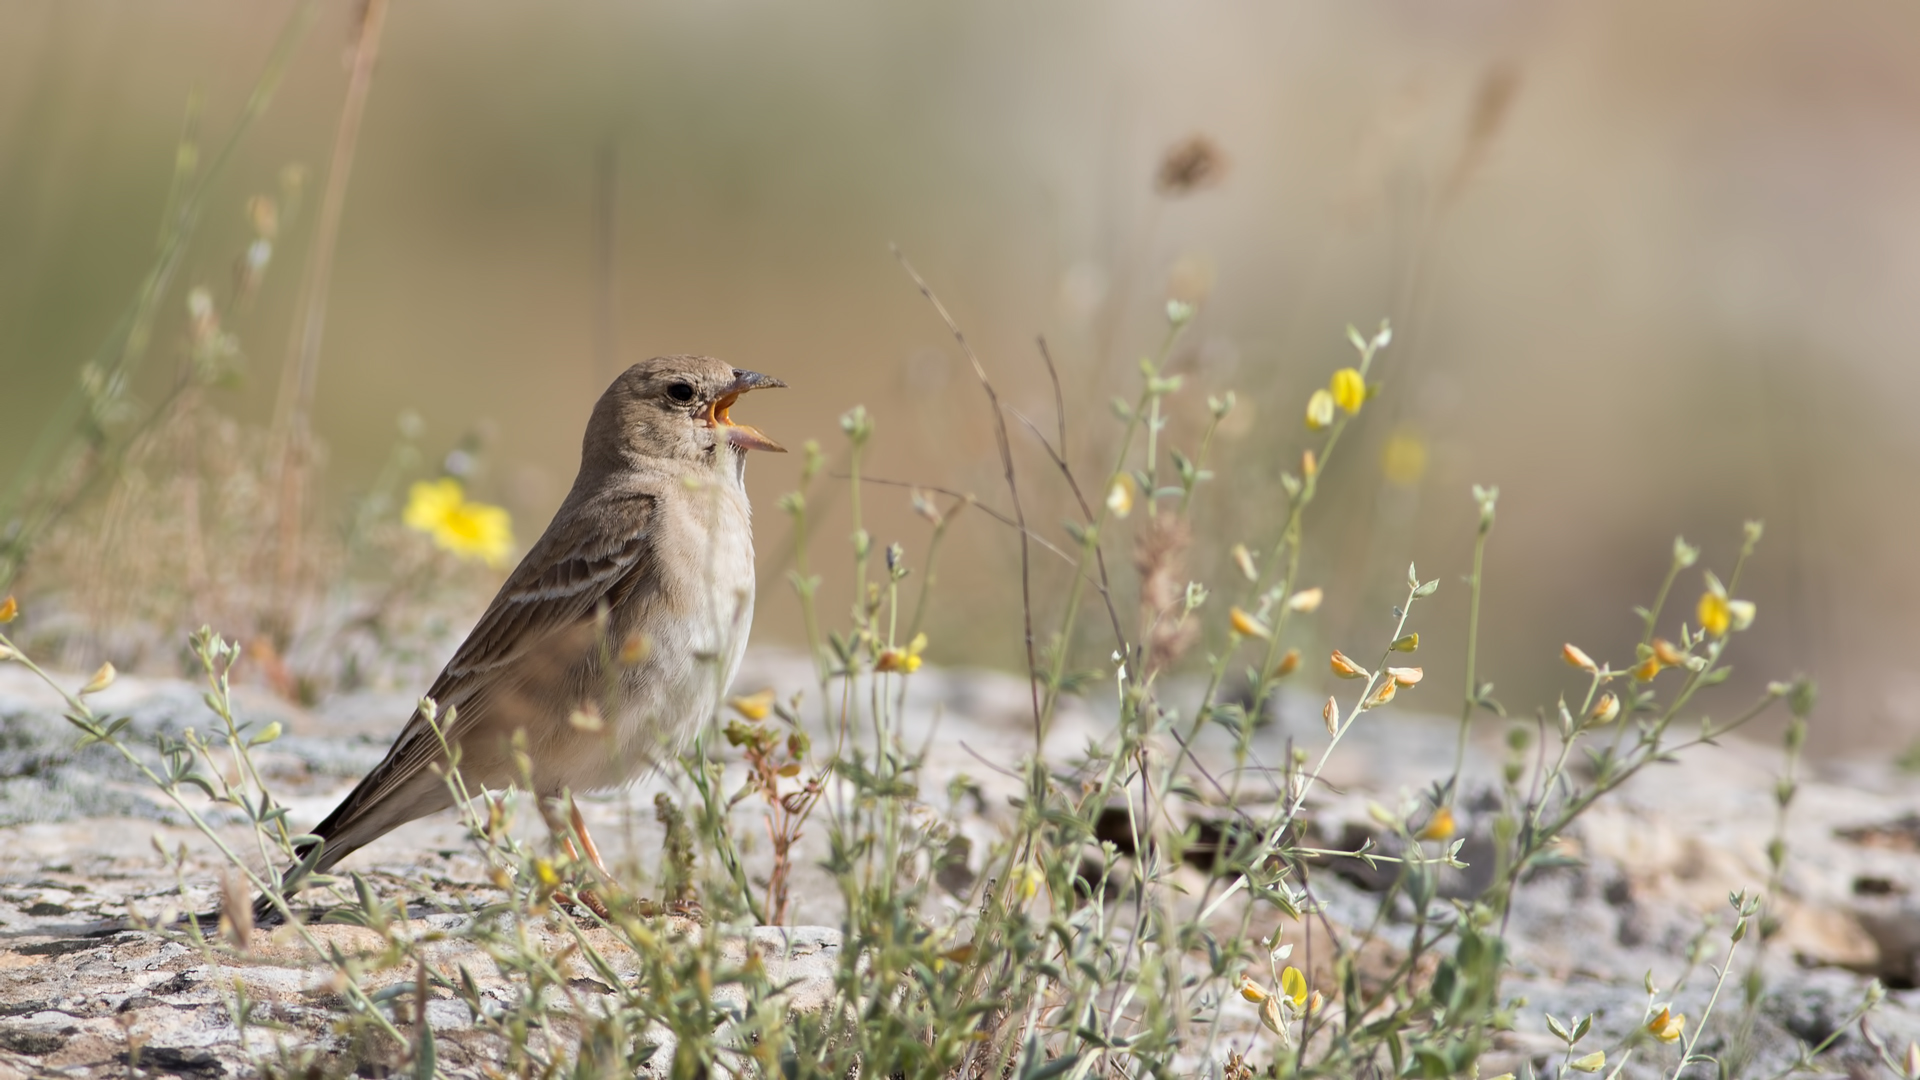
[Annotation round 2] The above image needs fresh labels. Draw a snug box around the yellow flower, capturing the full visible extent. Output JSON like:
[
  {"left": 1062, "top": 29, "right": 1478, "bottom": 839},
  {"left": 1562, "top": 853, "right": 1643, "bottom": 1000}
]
[
  {"left": 1417, "top": 807, "right": 1455, "bottom": 841},
  {"left": 0, "top": 595, "right": 16, "bottom": 624},
  {"left": 1015, "top": 861, "right": 1045, "bottom": 900},
  {"left": 1648, "top": 1006, "right": 1685, "bottom": 1044},
  {"left": 1633, "top": 657, "right": 1663, "bottom": 682},
  {"left": 403, "top": 476, "right": 463, "bottom": 532},
  {"left": 729, "top": 689, "right": 776, "bottom": 720},
  {"left": 1279, "top": 965, "right": 1308, "bottom": 1008},
  {"left": 404, "top": 478, "right": 515, "bottom": 568},
  {"left": 1698, "top": 591, "right": 1731, "bottom": 638},
  {"left": 1305, "top": 389, "right": 1336, "bottom": 431},
  {"left": 1239, "top": 975, "right": 1269, "bottom": 1003},
  {"left": 875, "top": 633, "right": 928, "bottom": 674},
  {"left": 1381, "top": 427, "right": 1427, "bottom": 487},
  {"left": 1330, "top": 368, "right": 1365, "bottom": 414}
]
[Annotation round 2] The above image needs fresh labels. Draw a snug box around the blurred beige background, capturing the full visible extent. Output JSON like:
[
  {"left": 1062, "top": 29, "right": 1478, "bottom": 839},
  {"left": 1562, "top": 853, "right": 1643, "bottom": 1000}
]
[{"left": 4, "top": 1, "right": 1918, "bottom": 750}]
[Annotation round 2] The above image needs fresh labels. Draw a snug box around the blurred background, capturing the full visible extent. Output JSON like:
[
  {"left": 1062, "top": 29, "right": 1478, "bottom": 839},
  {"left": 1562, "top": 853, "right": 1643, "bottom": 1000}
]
[{"left": 4, "top": 0, "right": 1918, "bottom": 752}]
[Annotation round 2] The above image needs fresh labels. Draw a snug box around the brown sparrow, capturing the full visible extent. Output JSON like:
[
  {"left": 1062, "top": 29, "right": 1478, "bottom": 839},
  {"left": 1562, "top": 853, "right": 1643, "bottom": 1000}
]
[{"left": 259, "top": 355, "right": 783, "bottom": 917}]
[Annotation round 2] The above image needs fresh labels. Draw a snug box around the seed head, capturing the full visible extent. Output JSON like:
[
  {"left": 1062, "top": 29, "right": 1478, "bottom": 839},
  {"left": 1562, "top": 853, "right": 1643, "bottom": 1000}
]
[{"left": 1155, "top": 134, "right": 1227, "bottom": 197}]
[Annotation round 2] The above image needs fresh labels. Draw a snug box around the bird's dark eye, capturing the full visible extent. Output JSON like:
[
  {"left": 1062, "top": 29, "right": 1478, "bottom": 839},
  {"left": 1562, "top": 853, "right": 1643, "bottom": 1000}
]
[{"left": 667, "top": 382, "right": 696, "bottom": 403}]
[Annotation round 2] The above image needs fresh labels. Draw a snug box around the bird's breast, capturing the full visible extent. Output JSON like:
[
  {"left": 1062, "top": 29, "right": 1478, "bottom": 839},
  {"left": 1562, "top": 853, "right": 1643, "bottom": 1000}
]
[{"left": 596, "top": 479, "right": 756, "bottom": 782}]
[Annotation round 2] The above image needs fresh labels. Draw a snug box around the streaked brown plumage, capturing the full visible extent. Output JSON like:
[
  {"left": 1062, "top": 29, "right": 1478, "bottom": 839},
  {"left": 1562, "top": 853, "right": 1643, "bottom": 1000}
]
[{"left": 258, "top": 356, "right": 783, "bottom": 916}]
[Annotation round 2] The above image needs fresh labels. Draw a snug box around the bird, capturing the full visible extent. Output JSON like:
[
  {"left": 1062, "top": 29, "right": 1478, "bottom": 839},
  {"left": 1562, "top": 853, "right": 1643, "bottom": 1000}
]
[{"left": 255, "top": 355, "right": 785, "bottom": 920}]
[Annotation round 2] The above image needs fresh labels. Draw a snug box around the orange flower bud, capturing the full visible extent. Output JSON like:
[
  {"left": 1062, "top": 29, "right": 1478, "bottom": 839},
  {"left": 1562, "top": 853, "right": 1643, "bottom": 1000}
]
[
  {"left": 1647, "top": 1006, "right": 1685, "bottom": 1044},
  {"left": 1230, "top": 607, "right": 1272, "bottom": 640},
  {"left": 1329, "top": 650, "right": 1368, "bottom": 679},
  {"left": 1589, "top": 693, "right": 1620, "bottom": 724},
  {"left": 1363, "top": 679, "right": 1397, "bottom": 709},
  {"left": 1562, "top": 643, "right": 1598, "bottom": 673}
]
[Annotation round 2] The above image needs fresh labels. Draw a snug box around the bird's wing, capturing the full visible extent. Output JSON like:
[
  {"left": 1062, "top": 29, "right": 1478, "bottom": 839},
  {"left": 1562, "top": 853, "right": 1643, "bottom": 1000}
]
[{"left": 327, "top": 489, "right": 658, "bottom": 819}]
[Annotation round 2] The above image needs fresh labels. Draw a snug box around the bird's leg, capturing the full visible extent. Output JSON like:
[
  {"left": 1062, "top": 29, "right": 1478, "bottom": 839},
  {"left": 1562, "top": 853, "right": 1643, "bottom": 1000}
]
[
  {"left": 543, "top": 794, "right": 612, "bottom": 919},
  {"left": 569, "top": 797, "right": 610, "bottom": 877}
]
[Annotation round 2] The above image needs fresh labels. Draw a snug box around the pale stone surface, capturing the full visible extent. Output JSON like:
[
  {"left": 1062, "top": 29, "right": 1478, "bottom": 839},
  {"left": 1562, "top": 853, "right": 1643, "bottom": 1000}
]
[{"left": 3, "top": 652, "right": 1920, "bottom": 1077}]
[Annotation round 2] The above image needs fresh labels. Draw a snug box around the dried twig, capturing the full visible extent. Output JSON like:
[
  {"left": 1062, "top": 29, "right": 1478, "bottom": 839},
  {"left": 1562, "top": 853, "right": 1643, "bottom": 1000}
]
[
  {"left": 892, "top": 248, "right": 1042, "bottom": 741},
  {"left": 271, "top": 0, "right": 391, "bottom": 612}
]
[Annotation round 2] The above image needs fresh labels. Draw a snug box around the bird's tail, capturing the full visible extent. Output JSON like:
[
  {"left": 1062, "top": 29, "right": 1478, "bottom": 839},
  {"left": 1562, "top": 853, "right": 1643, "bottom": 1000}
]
[{"left": 248, "top": 766, "right": 455, "bottom": 924}]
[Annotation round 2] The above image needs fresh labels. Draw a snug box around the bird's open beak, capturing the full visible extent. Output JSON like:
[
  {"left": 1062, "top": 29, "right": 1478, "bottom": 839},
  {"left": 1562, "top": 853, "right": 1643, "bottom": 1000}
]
[{"left": 704, "top": 369, "right": 787, "bottom": 453}]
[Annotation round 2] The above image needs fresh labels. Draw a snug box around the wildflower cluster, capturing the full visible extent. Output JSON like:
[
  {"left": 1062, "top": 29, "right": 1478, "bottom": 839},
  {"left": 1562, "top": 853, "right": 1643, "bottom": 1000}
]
[{"left": 0, "top": 277, "right": 1860, "bottom": 1080}]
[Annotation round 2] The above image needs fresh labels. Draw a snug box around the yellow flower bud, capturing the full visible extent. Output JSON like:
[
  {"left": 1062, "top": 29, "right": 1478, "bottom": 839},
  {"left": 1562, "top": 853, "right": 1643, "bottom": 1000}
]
[
  {"left": 1301, "top": 449, "right": 1318, "bottom": 478},
  {"left": 1231, "top": 543, "right": 1257, "bottom": 582},
  {"left": 1305, "top": 389, "right": 1335, "bottom": 431},
  {"left": 1633, "top": 657, "right": 1662, "bottom": 682},
  {"left": 1274, "top": 648, "right": 1301, "bottom": 678},
  {"left": 1323, "top": 696, "right": 1338, "bottom": 735},
  {"left": 618, "top": 631, "right": 651, "bottom": 666},
  {"left": 0, "top": 595, "right": 16, "bottom": 624},
  {"left": 80, "top": 662, "right": 116, "bottom": 696},
  {"left": 1647, "top": 1006, "right": 1685, "bottom": 1044},
  {"left": 1417, "top": 807, "right": 1456, "bottom": 841},
  {"left": 1653, "top": 638, "right": 1687, "bottom": 666},
  {"left": 1286, "top": 587, "right": 1323, "bottom": 613},
  {"left": 1329, "top": 650, "right": 1368, "bottom": 679},
  {"left": 1106, "top": 473, "right": 1135, "bottom": 519},
  {"left": 1727, "top": 599, "right": 1756, "bottom": 632},
  {"left": 1330, "top": 367, "right": 1365, "bottom": 414},
  {"left": 1239, "top": 975, "right": 1269, "bottom": 1003},
  {"left": 1568, "top": 1051, "right": 1606, "bottom": 1073},
  {"left": 1259, "top": 994, "right": 1286, "bottom": 1035}
]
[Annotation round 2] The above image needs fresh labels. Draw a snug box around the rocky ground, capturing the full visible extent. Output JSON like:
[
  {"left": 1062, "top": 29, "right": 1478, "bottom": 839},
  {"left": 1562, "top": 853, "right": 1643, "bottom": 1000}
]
[{"left": 3, "top": 651, "right": 1920, "bottom": 1077}]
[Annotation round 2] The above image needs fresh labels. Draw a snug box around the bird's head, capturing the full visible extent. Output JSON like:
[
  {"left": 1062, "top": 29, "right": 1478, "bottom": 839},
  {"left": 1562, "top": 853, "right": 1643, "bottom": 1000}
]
[{"left": 585, "top": 355, "right": 787, "bottom": 470}]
